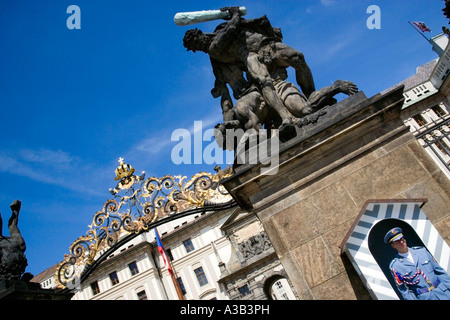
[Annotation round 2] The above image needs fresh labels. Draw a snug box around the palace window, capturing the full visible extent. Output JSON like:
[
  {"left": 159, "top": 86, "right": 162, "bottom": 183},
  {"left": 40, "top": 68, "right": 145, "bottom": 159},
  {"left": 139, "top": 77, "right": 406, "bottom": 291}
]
[
  {"left": 137, "top": 290, "right": 148, "bottom": 300},
  {"left": 432, "top": 105, "right": 447, "bottom": 118},
  {"left": 90, "top": 281, "right": 100, "bottom": 295},
  {"left": 239, "top": 284, "right": 251, "bottom": 297},
  {"left": 416, "top": 122, "right": 450, "bottom": 173},
  {"left": 194, "top": 267, "right": 208, "bottom": 286},
  {"left": 275, "top": 280, "right": 283, "bottom": 289},
  {"left": 128, "top": 261, "right": 139, "bottom": 276},
  {"left": 166, "top": 248, "right": 174, "bottom": 261},
  {"left": 183, "top": 238, "right": 195, "bottom": 253},
  {"left": 109, "top": 271, "right": 120, "bottom": 286},
  {"left": 177, "top": 277, "right": 187, "bottom": 295},
  {"left": 413, "top": 114, "right": 428, "bottom": 127}
]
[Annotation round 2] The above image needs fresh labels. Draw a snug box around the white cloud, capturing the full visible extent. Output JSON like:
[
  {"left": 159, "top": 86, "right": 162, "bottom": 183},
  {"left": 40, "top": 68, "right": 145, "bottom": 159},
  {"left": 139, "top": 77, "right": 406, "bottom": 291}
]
[
  {"left": 19, "top": 148, "right": 74, "bottom": 166},
  {"left": 326, "top": 36, "right": 354, "bottom": 59},
  {"left": 135, "top": 136, "right": 174, "bottom": 154},
  {"left": 0, "top": 148, "right": 105, "bottom": 197},
  {"left": 320, "top": 0, "right": 337, "bottom": 6},
  {"left": 118, "top": 111, "right": 223, "bottom": 177},
  {"left": 302, "top": 23, "right": 362, "bottom": 65},
  {"left": 130, "top": 112, "right": 221, "bottom": 155}
]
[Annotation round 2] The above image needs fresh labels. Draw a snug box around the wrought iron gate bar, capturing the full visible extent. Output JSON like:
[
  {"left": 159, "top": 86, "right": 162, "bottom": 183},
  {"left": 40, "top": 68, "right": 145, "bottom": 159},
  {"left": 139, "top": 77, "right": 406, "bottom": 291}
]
[
  {"left": 416, "top": 117, "right": 450, "bottom": 139},
  {"left": 415, "top": 117, "right": 450, "bottom": 172},
  {"left": 78, "top": 199, "right": 237, "bottom": 285}
]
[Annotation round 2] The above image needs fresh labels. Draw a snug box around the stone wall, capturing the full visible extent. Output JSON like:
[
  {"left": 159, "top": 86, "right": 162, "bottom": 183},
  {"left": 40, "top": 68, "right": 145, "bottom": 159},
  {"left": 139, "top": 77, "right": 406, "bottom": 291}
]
[{"left": 222, "top": 87, "right": 450, "bottom": 299}]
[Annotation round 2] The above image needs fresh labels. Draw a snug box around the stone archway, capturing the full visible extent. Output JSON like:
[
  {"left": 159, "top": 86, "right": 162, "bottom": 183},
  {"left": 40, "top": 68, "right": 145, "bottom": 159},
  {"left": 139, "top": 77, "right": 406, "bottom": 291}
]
[{"left": 263, "top": 273, "right": 297, "bottom": 300}]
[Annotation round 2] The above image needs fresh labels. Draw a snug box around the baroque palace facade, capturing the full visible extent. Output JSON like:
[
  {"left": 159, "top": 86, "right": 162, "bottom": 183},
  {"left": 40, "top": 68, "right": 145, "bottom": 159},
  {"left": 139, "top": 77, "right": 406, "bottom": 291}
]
[
  {"left": 31, "top": 35, "right": 450, "bottom": 300},
  {"left": 32, "top": 201, "right": 297, "bottom": 300},
  {"left": 78, "top": 207, "right": 298, "bottom": 300}
]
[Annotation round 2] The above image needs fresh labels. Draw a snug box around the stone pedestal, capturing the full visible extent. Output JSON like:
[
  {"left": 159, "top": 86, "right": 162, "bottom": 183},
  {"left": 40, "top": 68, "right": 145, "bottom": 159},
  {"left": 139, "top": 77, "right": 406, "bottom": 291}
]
[{"left": 221, "top": 86, "right": 450, "bottom": 299}]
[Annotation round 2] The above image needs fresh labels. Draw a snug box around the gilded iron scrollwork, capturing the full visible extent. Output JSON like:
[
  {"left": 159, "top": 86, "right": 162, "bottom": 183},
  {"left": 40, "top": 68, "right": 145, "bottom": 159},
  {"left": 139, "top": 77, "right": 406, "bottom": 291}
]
[{"left": 55, "top": 159, "right": 233, "bottom": 289}]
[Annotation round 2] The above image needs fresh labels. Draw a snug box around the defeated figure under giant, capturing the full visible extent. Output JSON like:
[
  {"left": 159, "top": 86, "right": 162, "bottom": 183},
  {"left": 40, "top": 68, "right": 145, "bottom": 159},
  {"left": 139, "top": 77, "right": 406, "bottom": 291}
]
[{"left": 180, "top": 7, "right": 358, "bottom": 150}]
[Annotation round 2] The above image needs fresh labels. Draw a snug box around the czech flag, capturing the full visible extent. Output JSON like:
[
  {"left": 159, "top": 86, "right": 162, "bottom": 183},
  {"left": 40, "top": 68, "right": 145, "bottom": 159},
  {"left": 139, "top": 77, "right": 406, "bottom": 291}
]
[
  {"left": 155, "top": 228, "right": 173, "bottom": 276},
  {"left": 412, "top": 21, "right": 431, "bottom": 32}
]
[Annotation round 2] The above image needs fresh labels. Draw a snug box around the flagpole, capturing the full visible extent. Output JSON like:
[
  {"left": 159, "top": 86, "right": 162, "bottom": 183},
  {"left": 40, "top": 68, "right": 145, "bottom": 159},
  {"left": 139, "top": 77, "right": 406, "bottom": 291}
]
[
  {"left": 154, "top": 228, "right": 185, "bottom": 300},
  {"left": 168, "top": 259, "right": 185, "bottom": 300},
  {"left": 163, "top": 235, "right": 185, "bottom": 300},
  {"left": 408, "top": 21, "right": 431, "bottom": 42}
]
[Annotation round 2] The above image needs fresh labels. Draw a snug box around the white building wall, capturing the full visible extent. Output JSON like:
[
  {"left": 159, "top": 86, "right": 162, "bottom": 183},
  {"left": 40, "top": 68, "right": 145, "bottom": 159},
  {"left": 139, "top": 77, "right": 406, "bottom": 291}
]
[
  {"left": 70, "top": 238, "right": 162, "bottom": 300},
  {"left": 63, "top": 210, "right": 235, "bottom": 300},
  {"left": 403, "top": 101, "right": 450, "bottom": 179},
  {"left": 150, "top": 212, "right": 232, "bottom": 300}
]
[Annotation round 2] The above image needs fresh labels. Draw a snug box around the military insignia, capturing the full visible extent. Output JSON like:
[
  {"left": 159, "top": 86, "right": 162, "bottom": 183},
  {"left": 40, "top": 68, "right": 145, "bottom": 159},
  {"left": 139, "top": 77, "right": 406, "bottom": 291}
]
[{"left": 393, "top": 270, "right": 404, "bottom": 286}]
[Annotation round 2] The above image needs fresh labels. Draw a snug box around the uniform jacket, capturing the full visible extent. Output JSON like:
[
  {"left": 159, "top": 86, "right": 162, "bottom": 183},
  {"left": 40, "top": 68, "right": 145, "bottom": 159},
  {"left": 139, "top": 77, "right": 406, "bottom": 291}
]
[{"left": 389, "top": 247, "right": 450, "bottom": 300}]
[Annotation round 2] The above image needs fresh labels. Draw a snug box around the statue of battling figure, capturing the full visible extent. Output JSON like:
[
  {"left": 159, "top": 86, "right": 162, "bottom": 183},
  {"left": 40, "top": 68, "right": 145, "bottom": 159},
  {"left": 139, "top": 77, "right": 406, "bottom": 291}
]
[{"left": 180, "top": 7, "right": 358, "bottom": 150}]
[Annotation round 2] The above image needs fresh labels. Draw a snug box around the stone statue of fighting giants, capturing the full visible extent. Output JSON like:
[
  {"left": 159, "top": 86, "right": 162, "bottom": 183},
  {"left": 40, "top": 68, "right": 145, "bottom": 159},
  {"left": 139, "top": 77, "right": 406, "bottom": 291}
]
[
  {"left": 0, "top": 200, "right": 27, "bottom": 280},
  {"left": 177, "top": 7, "right": 358, "bottom": 150}
]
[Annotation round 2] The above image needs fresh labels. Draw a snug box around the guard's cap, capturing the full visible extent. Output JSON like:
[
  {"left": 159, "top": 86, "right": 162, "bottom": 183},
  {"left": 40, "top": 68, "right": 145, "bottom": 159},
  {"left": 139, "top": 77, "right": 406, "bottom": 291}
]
[{"left": 384, "top": 227, "right": 404, "bottom": 244}]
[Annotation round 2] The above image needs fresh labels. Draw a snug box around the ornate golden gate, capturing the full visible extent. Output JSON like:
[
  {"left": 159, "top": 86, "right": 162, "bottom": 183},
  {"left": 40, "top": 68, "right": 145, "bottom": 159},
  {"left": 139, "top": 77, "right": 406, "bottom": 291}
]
[{"left": 55, "top": 158, "right": 235, "bottom": 289}]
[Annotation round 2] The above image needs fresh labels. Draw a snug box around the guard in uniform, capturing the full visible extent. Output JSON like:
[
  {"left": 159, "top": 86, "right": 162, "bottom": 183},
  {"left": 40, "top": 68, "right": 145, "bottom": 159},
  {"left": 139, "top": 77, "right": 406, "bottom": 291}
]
[{"left": 385, "top": 227, "right": 450, "bottom": 300}]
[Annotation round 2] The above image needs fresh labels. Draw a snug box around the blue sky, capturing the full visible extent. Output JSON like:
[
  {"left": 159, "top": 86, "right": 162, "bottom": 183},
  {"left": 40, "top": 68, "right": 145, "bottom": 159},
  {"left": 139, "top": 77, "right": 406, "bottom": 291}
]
[{"left": 0, "top": 0, "right": 448, "bottom": 276}]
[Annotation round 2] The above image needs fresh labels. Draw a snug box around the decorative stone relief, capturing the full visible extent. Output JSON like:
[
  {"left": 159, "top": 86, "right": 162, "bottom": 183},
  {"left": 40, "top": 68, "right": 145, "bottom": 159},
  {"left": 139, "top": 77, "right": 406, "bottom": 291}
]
[{"left": 237, "top": 232, "right": 272, "bottom": 260}]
